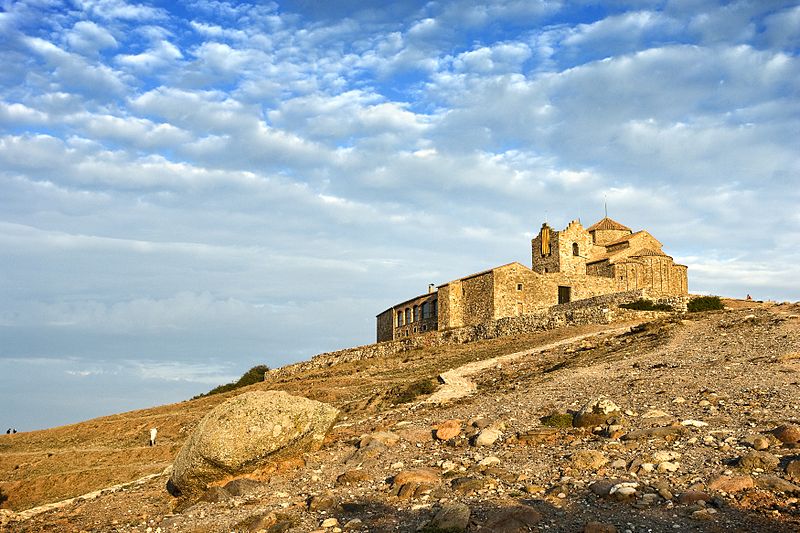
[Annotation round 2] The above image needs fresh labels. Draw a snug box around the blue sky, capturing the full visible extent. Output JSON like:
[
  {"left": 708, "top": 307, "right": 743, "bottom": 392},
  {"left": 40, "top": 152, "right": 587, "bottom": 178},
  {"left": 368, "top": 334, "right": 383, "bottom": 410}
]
[{"left": 1, "top": 0, "right": 798, "bottom": 430}]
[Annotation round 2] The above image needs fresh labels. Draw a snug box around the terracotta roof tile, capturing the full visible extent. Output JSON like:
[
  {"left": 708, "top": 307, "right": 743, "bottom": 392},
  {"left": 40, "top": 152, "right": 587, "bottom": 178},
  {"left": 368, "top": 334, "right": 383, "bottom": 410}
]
[{"left": 587, "top": 217, "right": 631, "bottom": 232}]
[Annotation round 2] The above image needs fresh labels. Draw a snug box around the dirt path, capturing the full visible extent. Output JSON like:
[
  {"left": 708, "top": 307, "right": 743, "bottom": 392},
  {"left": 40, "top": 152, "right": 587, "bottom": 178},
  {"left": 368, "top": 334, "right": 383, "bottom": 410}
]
[{"left": 424, "top": 325, "right": 637, "bottom": 404}]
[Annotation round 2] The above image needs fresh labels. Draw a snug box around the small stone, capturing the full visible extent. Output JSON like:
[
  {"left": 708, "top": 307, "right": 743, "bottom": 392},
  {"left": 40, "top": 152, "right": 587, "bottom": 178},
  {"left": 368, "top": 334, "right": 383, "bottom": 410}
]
[
  {"left": 692, "top": 508, "right": 717, "bottom": 521},
  {"left": 479, "top": 456, "right": 501, "bottom": 467},
  {"left": 429, "top": 503, "right": 470, "bottom": 532},
  {"left": 321, "top": 517, "right": 339, "bottom": 528},
  {"left": 673, "top": 397, "right": 686, "bottom": 404},
  {"left": 435, "top": 419, "right": 462, "bottom": 441},
  {"left": 610, "top": 459, "right": 627, "bottom": 469},
  {"left": 336, "top": 469, "right": 369, "bottom": 485},
  {"left": 652, "top": 451, "right": 681, "bottom": 462},
  {"left": 786, "top": 460, "right": 800, "bottom": 481},
  {"left": 678, "top": 490, "right": 711, "bottom": 505},
  {"left": 772, "top": 424, "right": 800, "bottom": 444},
  {"left": 584, "top": 521, "right": 617, "bottom": 533},
  {"left": 739, "top": 451, "right": 779, "bottom": 471},
  {"left": 199, "top": 486, "right": 231, "bottom": 503},
  {"left": 641, "top": 409, "right": 671, "bottom": 419},
  {"left": 342, "top": 518, "right": 363, "bottom": 530},
  {"left": 574, "top": 397, "right": 621, "bottom": 427},
  {"left": 708, "top": 475, "right": 755, "bottom": 493},
  {"left": 483, "top": 505, "right": 542, "bottom": 531},
  {"left": 658, "top": 461, "right": 680, "bottom": 473},
  {"left": 451, "top": 476, "right": 487, "bottom": 495},
  {"left": 681, "top": 419, "right": 708, "bottom": 427},
  {"left": 359, "top": 431, "right": 400, "bottom": 448},
  {"left": 569, "top": 450, "right": 608, "bottom": 471},
  {"left": 755, "top": 475, "right": 800, "bottom": 493},
  {"left": 474, "top": 427, "right": 503, "bottom": 446}
]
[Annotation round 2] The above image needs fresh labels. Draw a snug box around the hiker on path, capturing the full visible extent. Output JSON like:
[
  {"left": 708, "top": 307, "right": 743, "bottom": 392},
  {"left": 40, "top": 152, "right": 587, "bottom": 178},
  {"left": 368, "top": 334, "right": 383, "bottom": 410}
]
[{"left": 149, "top": 427, "right": 157, "bottom": 446}]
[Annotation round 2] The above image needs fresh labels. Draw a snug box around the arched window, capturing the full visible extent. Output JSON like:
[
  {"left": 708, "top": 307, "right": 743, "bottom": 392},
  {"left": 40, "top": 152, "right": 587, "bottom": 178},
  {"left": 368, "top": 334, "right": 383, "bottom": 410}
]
[
  {"left": 421, "top": 301, "right": 430, "bottom": 319},
  {"left": 413, "top": 305, "right": 420, "bottom": 321},
  {"left": 572, "top": 242, "right": 579, "bottom": 256},
  {"left": 405, "top": 308, "right": 411, "bottom": 324},
  {"left": 397, "top": 310, "right": 403, "bottom": 326}
]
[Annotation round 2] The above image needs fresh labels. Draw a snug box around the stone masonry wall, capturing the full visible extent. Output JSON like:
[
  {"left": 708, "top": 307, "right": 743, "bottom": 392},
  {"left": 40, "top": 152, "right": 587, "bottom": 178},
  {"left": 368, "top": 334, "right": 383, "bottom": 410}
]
[{"left": 272, "top": 294, "right": 675, "bottom": 379}]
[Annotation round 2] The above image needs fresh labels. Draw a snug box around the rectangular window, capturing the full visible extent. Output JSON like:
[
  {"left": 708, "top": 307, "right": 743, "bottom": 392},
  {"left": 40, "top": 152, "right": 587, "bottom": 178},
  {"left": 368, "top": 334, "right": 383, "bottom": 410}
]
[
  {"left": 516, "top": 283, "right": 523, "bottom": 291},
  {"left": 558, "top": 286, "right": 571, "bottom": 304}
]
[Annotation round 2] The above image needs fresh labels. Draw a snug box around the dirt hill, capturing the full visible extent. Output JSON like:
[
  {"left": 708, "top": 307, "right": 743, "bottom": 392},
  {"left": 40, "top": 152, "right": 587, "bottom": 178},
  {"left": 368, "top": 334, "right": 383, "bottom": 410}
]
[{"left": 2, "top": 299, "right": 799, "bottom": 532}]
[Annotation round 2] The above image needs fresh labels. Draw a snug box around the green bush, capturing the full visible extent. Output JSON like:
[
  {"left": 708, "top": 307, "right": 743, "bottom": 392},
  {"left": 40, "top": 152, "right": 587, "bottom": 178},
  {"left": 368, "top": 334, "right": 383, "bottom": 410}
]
[
  {"left": 540, "top": 412, "right": 574, "bottom": 428},
  {"left": 619, "top": 299, "right": 673, "bottom": 312},
  {"left": 194, "top": 364, "right": 270, "bottom": 399},
  {"left": 687, "top": 295, "right": 723, "bottom": 313},
  {"left": 391, "top": 378, "right": 437, "bottom": 405}
]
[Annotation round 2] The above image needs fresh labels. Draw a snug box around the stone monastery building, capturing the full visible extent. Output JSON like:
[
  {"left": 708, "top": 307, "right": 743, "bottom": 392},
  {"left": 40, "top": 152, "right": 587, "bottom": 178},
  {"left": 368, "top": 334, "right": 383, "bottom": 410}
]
[{"left": 377, "top": 217, "right": 688, "bottom": 342}]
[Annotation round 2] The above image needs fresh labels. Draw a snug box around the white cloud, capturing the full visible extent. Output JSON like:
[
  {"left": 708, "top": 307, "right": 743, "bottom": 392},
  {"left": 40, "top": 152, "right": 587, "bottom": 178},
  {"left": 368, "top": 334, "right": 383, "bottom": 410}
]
[
  {"left": 74, "top": 0, "right": 167, "bottom": 21},
  {"left": 65, "top": 20, "right": 118, "bottom": 56},
  {"left": 116, "top": 39, "right": 183, "bottom": 72}
]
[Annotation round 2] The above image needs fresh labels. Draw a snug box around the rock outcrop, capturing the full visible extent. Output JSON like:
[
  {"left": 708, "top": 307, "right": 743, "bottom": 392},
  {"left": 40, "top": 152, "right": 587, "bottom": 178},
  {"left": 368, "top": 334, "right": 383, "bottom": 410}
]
[{"left": 168, "top": 390, "right": 338, "bottom": 498}]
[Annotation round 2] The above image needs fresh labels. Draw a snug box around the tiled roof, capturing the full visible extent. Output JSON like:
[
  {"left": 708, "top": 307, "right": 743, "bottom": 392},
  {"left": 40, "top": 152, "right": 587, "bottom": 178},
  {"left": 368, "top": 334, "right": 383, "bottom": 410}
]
[
  {"left": 632, "top": 248, "right": 666, "bottom": 257},
  {"left": 587, "top": 217, "right": 631, "bottom": 232}
]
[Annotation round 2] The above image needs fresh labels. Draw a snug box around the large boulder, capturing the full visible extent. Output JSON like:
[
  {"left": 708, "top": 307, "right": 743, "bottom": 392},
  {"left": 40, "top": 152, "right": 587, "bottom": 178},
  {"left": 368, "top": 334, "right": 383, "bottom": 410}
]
[{"left": 169, "top": 390, "right": 338, "bottom": 498}]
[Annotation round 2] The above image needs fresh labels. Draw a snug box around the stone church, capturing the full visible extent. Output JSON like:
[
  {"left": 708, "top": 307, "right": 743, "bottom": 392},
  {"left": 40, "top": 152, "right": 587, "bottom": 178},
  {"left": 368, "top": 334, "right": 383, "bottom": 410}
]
[{"left": 377, "top": 217, "right": 688, "bottom": 342}]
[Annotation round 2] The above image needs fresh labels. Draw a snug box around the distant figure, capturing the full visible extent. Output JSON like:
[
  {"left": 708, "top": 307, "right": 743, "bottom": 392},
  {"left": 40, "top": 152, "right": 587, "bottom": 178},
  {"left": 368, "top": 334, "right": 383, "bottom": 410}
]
[
  {"left": 746, "top": 294, "right": 752, "bottom": 300},
  {"left": 12, "top": 429, "right": 16, "bottom": 434},
  {"left": 5, "top": 429, "right": 9, "bottom": 434},
  {"left": 149, "top": 427, "right": 157, "bottom": 447}
]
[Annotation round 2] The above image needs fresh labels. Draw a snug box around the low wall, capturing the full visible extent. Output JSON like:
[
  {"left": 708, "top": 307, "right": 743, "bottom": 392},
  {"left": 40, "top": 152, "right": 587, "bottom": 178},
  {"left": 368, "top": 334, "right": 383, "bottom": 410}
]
[{"left": 270, "top": 291, "right": 673, "bottom": 378}]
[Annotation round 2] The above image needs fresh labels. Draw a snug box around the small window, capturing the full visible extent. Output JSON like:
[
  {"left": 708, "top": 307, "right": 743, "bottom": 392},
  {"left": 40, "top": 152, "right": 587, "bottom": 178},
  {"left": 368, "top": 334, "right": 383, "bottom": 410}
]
[
  {"left": 397, "top": 311, "right": 403, "bottom": 326},
  {"left": 421, "top": 301, "right": 430, "bottom": 319},
  {"left": 543, "top": 267, "right": 548, "bottom": 273},
  {"left": 572, "top": 242, "right": 579, "bottom": 256},
  {"left": 405, "top": 308, "right": 411, "bottom": 323},
  {"left": 413, "top": 305, "right": 420, "bottom": 321},
  {"left": 413, "top": 327, "right": 417, "bottom": 333},
  {"left": 516, "top": 283, "right": 523, "bottom": 291},
  {"left": 422, "top": 325, "right": 427, "bottom": 332}
]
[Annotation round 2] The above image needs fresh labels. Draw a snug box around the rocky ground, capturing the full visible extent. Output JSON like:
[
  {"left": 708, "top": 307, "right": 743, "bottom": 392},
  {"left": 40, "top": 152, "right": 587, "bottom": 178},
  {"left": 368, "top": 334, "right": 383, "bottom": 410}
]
[{"left": 3, "top": 300, "right": 800, "bottom": 532}]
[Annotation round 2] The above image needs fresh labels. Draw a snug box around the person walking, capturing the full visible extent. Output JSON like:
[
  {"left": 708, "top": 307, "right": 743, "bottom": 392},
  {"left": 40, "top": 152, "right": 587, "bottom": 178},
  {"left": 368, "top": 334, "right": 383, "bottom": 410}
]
[{"left": 149, "top": 427, "right": 157, "bottom": 446}]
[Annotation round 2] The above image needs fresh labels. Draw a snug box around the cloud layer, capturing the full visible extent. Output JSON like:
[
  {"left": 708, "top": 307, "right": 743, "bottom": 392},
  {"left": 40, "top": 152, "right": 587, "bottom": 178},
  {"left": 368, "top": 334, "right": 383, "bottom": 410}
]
[{"left": 1, "top": 0, "right": 798, "bottom": 429}]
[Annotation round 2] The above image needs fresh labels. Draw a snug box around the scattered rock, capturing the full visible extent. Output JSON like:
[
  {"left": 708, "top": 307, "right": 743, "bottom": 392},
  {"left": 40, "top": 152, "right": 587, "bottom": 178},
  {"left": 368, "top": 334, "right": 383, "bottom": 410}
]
[
  {"left": 621, "top": 426, "right": 686, "bottom": 441},
  {"left": 435, "top": 419, "right": 462, "bottom": 440},
  {"left": 574, "top": 397, "right": 621, "bottom": 427},
  {"left": 678, "top": 490, "right": 711, "bottom": 505},
  {"left": 451, "top": 476, "right": 487, "bottom": 495},
  {"left": 359, "top": 431, "right": 400, "bottom": 448},
  {"left": 786, "top": 459, "right": 800, "bottom": 481},
  {"left": 640, "top": 409, "right": 670, "bottom": 419},
  {"left": 308, "top": 493, "right": 339, "bottom": 512},
  {"left": 516, "top": 428, "right": 559, "bottom": 445},
  {"left": 740, "top": 434, "right": 770, "bottom": 450},
  {"left": 223, "top": 477, "right": 264, "bottom": 497},
  {"left": 483, "top": 505, "right": 542, "bottom": 532},
  {"left": 772, "top": 424, "right": 800, "bottom": 444},
  {"left": 336, "top": 469, "right": 370, "bottom": 485},
  {"left": 321, "top": 517, "right": 339, "bottom": 528},
  {"left": 342, "top": 518, "right": 363, "bottom": 531},
  {"left": 198, "top": 486, "right": 231, "bottom": 503},
  {"left": 708, "top": 475, "right": 755, "bottom": 493},
  {"left": 569, "top": 450, "right": 608, "bottom": 471},
  {"left": 428, "top": 502, "right": 470, "bottom": 532},
  {"left": 474, "top": 427, "right": 502, "bottom": 446},
  {"left": 738, "top": 451, "right": 779, "bottom": 471},
  {"left": 754, "top": 475, "right": 800, "bottom": 493},
  {"left": 168, "top": 391, "right": 338, "bottom": 499},
  {"left": 392, "top": 468, "right": 440, "bottom": 498},
  {"left": 584, "top": 521, "right": 617, "bottom": 533}
]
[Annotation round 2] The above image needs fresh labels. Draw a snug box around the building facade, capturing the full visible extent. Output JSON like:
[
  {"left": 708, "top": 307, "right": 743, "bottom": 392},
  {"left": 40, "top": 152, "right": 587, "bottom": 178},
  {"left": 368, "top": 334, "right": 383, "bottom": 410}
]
[{"left": 376, "top": 217, "right": 688, "bottom": 342}]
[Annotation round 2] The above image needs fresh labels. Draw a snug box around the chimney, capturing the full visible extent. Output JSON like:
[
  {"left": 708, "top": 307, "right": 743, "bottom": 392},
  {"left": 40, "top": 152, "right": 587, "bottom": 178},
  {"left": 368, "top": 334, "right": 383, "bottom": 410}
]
[{"left": 428, "top": 283, "right": 435, "bottom": 294}]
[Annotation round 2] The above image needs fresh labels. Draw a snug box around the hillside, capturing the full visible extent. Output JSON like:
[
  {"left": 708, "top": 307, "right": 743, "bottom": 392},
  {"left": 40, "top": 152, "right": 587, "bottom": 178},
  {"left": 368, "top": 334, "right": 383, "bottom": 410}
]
[{"left": 2, "top": 299, "right": 800, "bottom": 532}]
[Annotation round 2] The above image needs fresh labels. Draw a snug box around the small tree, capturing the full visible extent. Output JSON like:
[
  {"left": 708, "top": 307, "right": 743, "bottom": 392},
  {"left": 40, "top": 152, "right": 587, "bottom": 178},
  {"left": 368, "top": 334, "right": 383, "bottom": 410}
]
[
  {"left": 687, "top": 295, "right": 723, "bottom": 313},
  {"left": 194, "top": 364, "right": 271, "bottom": 398}
]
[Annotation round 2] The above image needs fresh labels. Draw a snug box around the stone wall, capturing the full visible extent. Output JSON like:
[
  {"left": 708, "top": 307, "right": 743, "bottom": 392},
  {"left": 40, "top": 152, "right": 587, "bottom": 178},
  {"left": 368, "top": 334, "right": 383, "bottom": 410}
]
[
  {"left": 376, "top": 309, "right": 394, "bottom": 343},
  {"left": 275, "top": 293, "right": 675, "bottom": 379}
]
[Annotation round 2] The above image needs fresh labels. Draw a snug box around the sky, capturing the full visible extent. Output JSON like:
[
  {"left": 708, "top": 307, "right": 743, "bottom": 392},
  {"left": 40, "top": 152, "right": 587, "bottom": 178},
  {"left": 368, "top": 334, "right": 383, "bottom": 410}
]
[{"left": 1, "top": 0, "right": 798, "bottom": 431}]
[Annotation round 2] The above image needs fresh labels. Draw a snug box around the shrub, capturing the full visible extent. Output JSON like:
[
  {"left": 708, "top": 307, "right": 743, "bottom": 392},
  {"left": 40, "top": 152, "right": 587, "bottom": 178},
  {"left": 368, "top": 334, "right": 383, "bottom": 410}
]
[
  {"left": 687, "top": 295, "right": 723, "bottom": 313},
  {"left": 0, "top": 487, "right": 7, "bottom": 506},
  {"left": 540, "top": 412, "right": 574, "bottom": 428},
  {"left": 619, "top": 299, "right": 673, "bottom": 312},
  {"left": 391, "top": 378, "right": 437, "bottom": 405},
  {"left": 194, "top": 364, "right": 270, "bottom": 399}
]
